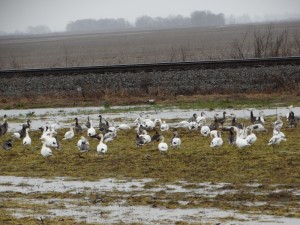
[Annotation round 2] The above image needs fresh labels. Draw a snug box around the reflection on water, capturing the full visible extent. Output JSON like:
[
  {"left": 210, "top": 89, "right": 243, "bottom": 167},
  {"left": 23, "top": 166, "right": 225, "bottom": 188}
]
[{"left": 1, "top": 176, "right": 300, "bottom": 225}]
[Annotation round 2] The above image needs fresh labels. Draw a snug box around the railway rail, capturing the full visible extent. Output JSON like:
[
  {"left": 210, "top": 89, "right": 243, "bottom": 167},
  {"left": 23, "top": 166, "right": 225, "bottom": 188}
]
[{"left": 0, "top": 56, "right": 300, "bottom": 77}]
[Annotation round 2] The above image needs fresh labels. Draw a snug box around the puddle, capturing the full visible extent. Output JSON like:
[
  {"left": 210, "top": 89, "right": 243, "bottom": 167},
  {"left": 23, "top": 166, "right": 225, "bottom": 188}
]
[
  {"left": 1, "top": 176, "right": 300, "bottom": 224},
  {"left": 1, "top": 106, "right": 299, "bottom": 132},
  {"left": 0, "top": 176, "right": 152, "bottom": 194}
]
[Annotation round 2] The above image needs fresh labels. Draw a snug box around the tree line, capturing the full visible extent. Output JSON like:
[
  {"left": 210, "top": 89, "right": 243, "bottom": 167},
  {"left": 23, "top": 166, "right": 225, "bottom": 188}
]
[{"left": 66, "top": 10, "right": 225, "bottom": 32}]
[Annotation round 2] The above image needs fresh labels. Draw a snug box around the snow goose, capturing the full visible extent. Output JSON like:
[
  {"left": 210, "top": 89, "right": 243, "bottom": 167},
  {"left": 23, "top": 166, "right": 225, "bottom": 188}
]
[
  {"left": 142, "top": 119, "right": 155, "bottom": 131},
  {"left": 62, "top": 126, "right": 74, "bottom": 140},
  {"left": 87, "top": 120, "right": 96, "bottom": 137},
  {"left": 97, "top": 134, "right": 108, "bottom": 155},
  {"left": 188, "top": 121, "right": 198, "bottom": 131},
  {"left": 246, "top": 124, "right": 267, "bottom": 133},
  {"left": 239, "top": 124, "right": 248, "bottom": 139},
  {"left": 158, "top": 135, "right": 168, "bottom": 153},
  {"left": 22, "top": 128, "right": 31, "bottom": 147},
  {"left": 41, "top": 142, "right": 53, "bottom": 158},
  {"left": 39, "top": 126, "right": 56, "bottom": 140},
  {"left": 200, "top": 125, "right": 210, "bottom": 137},
  {"left": 116, "top": 123, "right": 131, "bottom": 130},
  {"left": 274, "top": 114, "right": 283, "bottom": 130},
  {"left": 210, "top": 130, "right": 219, "bottom": 139},
  {"left": 103, "top": 129, "right": 117, "bottom": 143},
  {"left": 174, "top": 120, "right": 190, "bottom": 129},
  {"left": 272, "top": 126, "right": 286, "bottom": 140},
  {"left": 245, "top": 127, "right": 257, "bottom": 145},
  {"left": 171, "top": 130, "right": 181, "bottom": 149},
  {"left": 2, "top": 139, "right": 13, "bottom": 151},
  {"left": 77, "top": 136, "right": 89, "bottom": 153},
  {"left": 139, "top": 130, "right": 151, "bottom": 144},
  {"left": 45, "top": 119, "right": 60, "bottom": 132},
  {"left": 154, "top": 119, "right": 169, "bottom": 132},
  {"left": 74, "top": 117, "right": 83, "bottom": 133},
  {"left": 268, "top": 132, "right": 286, "bottom": 146},
  {"left": 196, "top": 112, "right": 206, "bottom": 125},
  {"left": 233, "top": 127, "right": 250, "bottom": 149},
  {"left": 210, "top": 131, "right": 223, "bottom": 148},
  {"left": 42, "top": 135, "right": 58, "bottom": 148}
]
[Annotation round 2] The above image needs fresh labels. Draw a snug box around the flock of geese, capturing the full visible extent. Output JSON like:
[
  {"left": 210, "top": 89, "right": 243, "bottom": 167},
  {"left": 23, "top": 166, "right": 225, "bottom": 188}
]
[{"left": 0, "top": 106, "right": 298, "bottom": 159}]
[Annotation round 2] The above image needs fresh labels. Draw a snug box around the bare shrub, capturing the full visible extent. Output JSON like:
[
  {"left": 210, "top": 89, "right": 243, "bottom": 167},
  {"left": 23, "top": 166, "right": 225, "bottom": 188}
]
[
  {"left": 180, "top": 45, "right": 188, "bottom": 61},
  {"left": 293, "top": 31, "right": 300, "bottom": 55},
  {"left": 229, "top": 27, "right": 251, "bottom": 59},
  {"left": 169, "top": 47, "right": 177, "bottom": 62},
  {"left": 230, "top": 25, "right": 299, "bottom": 59},
  {"left": 9, "top": 56, "right": 20, "bottom": 69}
]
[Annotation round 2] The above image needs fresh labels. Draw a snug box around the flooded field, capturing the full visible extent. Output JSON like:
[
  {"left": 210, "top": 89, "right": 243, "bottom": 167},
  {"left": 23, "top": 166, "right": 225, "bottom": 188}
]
[
  {"left": 1, "top": 105, "right": 299, "bottom": 132},
  {"left": 1, "top": 105, "right": 300, "bottom": 224},
  {"left": 1, "top": 176, "right": 300, "bottom": 224}
]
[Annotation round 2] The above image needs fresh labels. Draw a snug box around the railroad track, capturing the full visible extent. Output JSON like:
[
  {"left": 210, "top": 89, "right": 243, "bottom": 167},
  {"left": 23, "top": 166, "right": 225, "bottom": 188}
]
[{"left": 1, "top": 56, "right": 300, "bottom": 77}]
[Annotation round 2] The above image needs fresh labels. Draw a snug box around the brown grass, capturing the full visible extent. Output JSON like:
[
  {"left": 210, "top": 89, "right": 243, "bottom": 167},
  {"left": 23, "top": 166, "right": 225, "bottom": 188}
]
[{"left": 1, "top": 21, "right": 300, "bottom": 70}]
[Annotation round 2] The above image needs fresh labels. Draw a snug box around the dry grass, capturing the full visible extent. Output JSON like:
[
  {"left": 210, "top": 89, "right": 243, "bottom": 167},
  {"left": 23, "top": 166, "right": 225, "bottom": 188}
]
[
  {"left": 1, "top": 21, "right": 300, "bottom": 70},
  {"left": 0, "top": 113, "right": 300, "bottom": 224},
  {"left": 1, "top": 92, "right": 300, "bottom": 110}
]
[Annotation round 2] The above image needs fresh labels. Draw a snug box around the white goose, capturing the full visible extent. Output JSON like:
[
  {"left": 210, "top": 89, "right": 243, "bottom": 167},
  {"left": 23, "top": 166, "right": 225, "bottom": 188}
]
[
  {"left": 171, "top": 131, "right": 181, "bottom": 149},
  {"left": 269, "top": 126, "right": 286, "bottom": 146},
  {"left": 188, "top": 121, "right": 198, "bottom": 131},
  {"left": 62, "top": 126, "right": 74, "bottom": 140},
  {"left": 41, "top": 142, "right": 53, "bottom": 158},
  {"left": 43, "top": 136, "right": 58, "bottom": 148},
  {"left": 158, "top": 136, "right": 168, "bottom": 153},
  {"left": 268, "top": 132, "right": 287, "bottom": 146},
  {"left": 87, "top": 120, "right": 96, "bottom": 137},
  {"left": 22, "top": 128, "right": 31, "bottom": 147},
  {"left": 210, "top": 130, "right": 219, "bottom": 139},
  {"left": 139, "top": 130, "right": 151, "bottom": 144},
  {"left": 196, "top": 112, "right": 206, "bottom": 125},
  {"left": 174, "top": 120, "right": 190, "bottom": 129},
  {"left": 200, "top": 125, "right": 210, "bottom": 137},
  {"left": 103, "top": 129, "right": 117, "bottom": 142},
  {"left": 210, "top": 131, "right": 223, "bottom": 148},
  {"left": 233, "top": 127, "right": 251, "bottom": 149},
  {"left": 245, "top": 127, "right": 257, "bottom": 145},
  {"left": 246, "top": 124, "right": 267, "bottom": 133},
  {"left": 97, "top": 134, "right": 108, "bottom": 155},
  {"left": 160, "top": 120, "right": 170, "bottom": 132},
  {"left": 116, "top": 123, "right": 131, "bottom": 130}
]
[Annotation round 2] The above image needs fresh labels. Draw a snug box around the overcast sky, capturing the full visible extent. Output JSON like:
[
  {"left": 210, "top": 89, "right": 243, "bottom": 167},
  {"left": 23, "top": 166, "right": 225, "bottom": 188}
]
[{"left": 1, "top": 0, "right": 300, "bottom": 33}]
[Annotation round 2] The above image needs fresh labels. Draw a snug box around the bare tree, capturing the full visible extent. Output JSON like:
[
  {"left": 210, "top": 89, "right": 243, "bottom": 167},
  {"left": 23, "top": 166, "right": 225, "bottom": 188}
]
[{"left": 62, "top": 41, "right": 69, "bottom": 67}]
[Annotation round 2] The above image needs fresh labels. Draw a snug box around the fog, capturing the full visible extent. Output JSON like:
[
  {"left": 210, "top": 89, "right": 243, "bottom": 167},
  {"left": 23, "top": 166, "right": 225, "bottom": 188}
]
[{"left": 1, "top": 0, "right": 300, "bottom": 34}]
